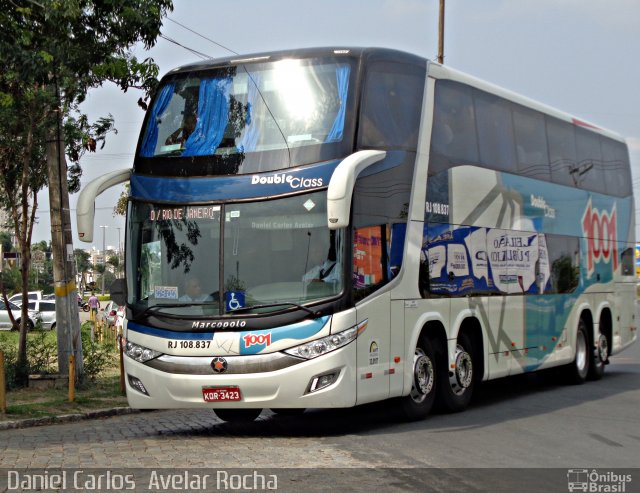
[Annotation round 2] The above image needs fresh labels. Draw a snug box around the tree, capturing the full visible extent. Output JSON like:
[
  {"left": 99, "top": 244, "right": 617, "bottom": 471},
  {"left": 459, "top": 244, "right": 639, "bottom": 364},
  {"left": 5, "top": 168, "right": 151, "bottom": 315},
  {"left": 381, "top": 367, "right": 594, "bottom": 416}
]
[
  {"left": 0, "top": 232, "right": 12, "bottom": 254},
  {"left": 74, "top": 249, "right": 91, "bottom": 293},
  {"left": 107, "top": 254, "right": 120, "bottom": 275},
  {"left": 0, "top": 0, "right": 173, "bottom": 385}
]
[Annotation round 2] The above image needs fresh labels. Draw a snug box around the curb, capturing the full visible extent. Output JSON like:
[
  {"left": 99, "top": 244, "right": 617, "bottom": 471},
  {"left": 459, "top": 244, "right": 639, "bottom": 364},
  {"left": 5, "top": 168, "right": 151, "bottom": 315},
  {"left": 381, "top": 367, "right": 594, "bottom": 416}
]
[{"left": 0, "top": 407, "right": 140, "bottom": 431}]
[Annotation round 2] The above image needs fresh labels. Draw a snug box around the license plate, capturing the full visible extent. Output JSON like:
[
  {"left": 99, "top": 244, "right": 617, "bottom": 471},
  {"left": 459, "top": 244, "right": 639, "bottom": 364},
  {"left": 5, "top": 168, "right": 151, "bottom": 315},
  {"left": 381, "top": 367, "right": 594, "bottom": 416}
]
[{"left": 202, "top": 386, "right": 241, "bottom": 402}]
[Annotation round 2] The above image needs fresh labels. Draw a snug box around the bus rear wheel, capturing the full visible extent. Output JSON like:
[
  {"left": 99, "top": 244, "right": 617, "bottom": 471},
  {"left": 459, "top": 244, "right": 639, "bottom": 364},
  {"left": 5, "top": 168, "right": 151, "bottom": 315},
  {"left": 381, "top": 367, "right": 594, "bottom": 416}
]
[
  {"left": 437, "top": 332, "right": 475, "bottom": 413},
  {"left": 588, "top": 333, "right": 608, "bottom": 381},
  {"left": 565, "top": 319, "right": 589, "bottom": 384},
  {"left": 213, "top": 409, "right": 262, "bottom": 422},
  {"left": 397, "top": 336, "right": 436, "bottom": 421}
]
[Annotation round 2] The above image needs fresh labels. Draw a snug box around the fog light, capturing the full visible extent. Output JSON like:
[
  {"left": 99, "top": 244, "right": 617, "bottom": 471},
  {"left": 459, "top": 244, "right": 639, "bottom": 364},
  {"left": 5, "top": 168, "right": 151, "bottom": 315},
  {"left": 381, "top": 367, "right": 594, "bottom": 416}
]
[
  {"left": 306, "top": 371, "right": 339, "bottom": 393},
  {"left": 128, "top": 375, "right": 150, "bottom": 396}
]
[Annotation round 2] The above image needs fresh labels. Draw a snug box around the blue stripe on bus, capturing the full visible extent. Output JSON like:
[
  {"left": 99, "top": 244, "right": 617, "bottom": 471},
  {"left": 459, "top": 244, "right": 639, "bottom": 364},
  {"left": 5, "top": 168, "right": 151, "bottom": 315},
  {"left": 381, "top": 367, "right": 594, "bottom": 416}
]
[
  {"left": 239, "top": 316, "right": 330, "bottom": 355},
  {"left": 130, "top": 160, "right": 341, "bottom": 202},
  {"left": 127, "top": 321, "right": 214, "bottom": 340},
  {"left": 126, "top": 316, "right": 331, "bottom": 348}
]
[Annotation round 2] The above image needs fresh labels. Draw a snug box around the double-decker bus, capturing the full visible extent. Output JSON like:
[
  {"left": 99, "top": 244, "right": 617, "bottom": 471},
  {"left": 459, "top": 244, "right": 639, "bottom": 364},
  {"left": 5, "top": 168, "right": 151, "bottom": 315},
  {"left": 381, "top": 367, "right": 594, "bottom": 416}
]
[{"left": 77, "top": 47, "right": 636, "bottom": 422}]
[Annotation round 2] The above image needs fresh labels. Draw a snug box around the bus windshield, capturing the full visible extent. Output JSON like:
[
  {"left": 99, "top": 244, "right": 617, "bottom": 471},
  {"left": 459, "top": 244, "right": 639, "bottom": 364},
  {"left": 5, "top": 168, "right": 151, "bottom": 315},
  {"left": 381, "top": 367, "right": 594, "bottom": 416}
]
[
  {"left": 126, "top": 192, "right": 344, "bottom": 317},
  {"left": 137, "top": 58, "right": 354, "bottom": 174}
]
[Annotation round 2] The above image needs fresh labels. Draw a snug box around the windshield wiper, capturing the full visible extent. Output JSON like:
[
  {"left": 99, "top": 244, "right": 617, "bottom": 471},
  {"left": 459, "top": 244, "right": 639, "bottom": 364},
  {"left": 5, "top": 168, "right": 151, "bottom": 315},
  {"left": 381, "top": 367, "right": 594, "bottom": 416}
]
[
  {"left": 231, "top": 302, "right": 320, "bottom": 317},
  {"left": 137, "top": 302, "right": 219, "bottom": 319}
]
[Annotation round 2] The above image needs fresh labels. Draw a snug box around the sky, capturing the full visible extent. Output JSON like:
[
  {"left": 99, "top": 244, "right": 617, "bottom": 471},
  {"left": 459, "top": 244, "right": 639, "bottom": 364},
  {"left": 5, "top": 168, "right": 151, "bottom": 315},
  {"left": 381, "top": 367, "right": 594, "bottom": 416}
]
[{"left": 32, "top": 0, "right": 640, "bottom": 249}]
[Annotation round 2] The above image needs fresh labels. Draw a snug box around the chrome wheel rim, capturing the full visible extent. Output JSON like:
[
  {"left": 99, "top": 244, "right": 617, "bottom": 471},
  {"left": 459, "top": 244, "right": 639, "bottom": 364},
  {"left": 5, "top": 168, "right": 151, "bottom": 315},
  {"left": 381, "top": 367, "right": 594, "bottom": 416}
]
[
  {"left": 410, "top": 347, "right": 434, "bottom": 403},
  {"left": 597, "top": 334, "right": 609, "bottom": 364},
  {"left": 450, "top": 344, "right": 473, "bottom": 396}
]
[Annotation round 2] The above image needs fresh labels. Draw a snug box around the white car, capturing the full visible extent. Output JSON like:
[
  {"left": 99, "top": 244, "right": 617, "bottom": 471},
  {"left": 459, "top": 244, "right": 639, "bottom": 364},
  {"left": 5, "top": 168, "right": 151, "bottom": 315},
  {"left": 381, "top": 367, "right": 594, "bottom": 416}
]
[
  {"left": 24, "top": 300, "right": 57, "bottom": 330},
  {"left": 0, "top": 300, "right": 37, "bottom": 331},
  {"left": 8, "top": 290, "right": 43, "bottom": 304}
]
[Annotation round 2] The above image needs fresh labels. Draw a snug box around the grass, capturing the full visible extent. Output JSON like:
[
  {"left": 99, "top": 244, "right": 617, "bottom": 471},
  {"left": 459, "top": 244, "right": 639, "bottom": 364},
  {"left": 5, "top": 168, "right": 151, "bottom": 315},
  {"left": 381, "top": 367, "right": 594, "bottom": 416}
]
[
  {"left": 2, "top": 372, "right": 128, "bottom": 420},
  {"left": 0, "top": 325, "right": 128, "bottom": 421}
]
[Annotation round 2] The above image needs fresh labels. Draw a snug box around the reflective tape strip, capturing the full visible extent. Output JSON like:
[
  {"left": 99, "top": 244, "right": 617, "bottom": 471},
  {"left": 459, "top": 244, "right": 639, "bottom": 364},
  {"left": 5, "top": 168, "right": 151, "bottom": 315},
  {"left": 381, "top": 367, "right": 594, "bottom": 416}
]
[{"left": 54, "top": 280, "right": 77, "bottom": 297}]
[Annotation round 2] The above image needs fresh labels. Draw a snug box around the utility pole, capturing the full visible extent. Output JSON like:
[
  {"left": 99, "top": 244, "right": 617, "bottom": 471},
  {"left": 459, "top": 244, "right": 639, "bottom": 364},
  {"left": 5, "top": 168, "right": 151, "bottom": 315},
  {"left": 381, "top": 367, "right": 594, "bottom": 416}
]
[
  {"left": 100, "top": 225, "right": 108, "bottom": 294},
  {"left": 46, "top": 90, "right": 84, "bottom": 378},
  {"left": 437, "top": 0, "right": 445, "bottom": 64}
]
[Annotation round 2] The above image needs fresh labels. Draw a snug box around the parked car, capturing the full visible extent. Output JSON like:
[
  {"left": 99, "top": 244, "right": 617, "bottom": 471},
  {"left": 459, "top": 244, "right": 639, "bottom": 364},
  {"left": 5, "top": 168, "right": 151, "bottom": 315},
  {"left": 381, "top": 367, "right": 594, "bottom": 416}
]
[
  {"left": 8, "top": 290, "right": 43, "bottom": 304},
  {"left": 0, "top": 300, "right": 37, "bottom": 331},
  {"left": 24, "top": 300, "right": 57, "bottom": 330},
  {"left": 99, "top": 301, "right": 119, "bottom": 327}
]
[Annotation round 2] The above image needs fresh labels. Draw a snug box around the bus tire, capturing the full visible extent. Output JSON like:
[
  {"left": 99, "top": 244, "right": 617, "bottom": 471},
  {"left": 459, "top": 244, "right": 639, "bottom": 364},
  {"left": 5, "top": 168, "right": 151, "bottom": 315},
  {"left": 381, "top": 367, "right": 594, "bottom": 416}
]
[
  {"left": 566, "top": 319, "right": 589, "bottom": 384},
  {"left": 588, "top": 332, "right": 608, "bottom": 381},
  {"left": 397, "top": 335, "right": 436, "bottom": 421},
  {"left": 437, "top": 332, "right": 475, "bottom": 413},
  {"left": 213, "top": 408, "right": 262, "bottom": 422}
]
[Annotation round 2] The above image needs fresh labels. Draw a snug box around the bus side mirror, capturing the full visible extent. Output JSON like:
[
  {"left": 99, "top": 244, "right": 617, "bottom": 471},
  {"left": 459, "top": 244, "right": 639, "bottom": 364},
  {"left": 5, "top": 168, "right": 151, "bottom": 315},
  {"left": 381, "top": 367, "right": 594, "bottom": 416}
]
[
  {"left": 110, "top": 278, "right": 127, "bottom": 306},
  {"left": 326, "top": 150, "right": 386, "bottom": 229},
  {"left": 77, "top": 168, "right": 131, "bottom": 242}
]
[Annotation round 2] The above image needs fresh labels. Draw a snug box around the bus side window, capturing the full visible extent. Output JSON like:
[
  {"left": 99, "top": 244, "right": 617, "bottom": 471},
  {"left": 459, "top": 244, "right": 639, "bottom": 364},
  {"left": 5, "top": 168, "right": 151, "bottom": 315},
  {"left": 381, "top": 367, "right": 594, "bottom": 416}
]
[
  {"left": 353, "top": 225, "right": 387, "bottom": 301},
  {"left": 359, "top": 61, "right": 425, "bottom": 150},
  {"left": 575, "top": 127, "right": 605, "bottom": 194},
  {"left": 474, "top": 90, "right": 517, "bottom": 174},
  {"left": 547, "top": 117, "right": 577, "bottom": 188},
  {"left": 601, "top": 138, "right": 632, "bottom": 197},
  {"left": 429, "top": 80, "right": 478, "bottom": 176},
  {"left": 513, "top": 105, "right": 550, "bottom": 180}
]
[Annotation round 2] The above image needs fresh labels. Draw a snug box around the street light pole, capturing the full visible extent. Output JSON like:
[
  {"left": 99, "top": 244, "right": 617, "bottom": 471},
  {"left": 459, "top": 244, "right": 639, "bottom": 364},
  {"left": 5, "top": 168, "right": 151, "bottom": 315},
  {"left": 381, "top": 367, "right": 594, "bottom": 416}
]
[
  {"left": 116, "top": 227, "right": 122, "bottom": 278},
  {"left": 100, "top": 225, "right": 108, "bottom": 294}
]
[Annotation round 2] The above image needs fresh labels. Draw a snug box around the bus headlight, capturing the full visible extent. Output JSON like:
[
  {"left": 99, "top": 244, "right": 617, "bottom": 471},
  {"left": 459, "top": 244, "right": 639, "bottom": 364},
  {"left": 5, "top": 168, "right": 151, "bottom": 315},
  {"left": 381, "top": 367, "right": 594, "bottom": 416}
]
[
  {"left": 284, "top": 322, "right": 364, "bottom": 360},
  {"left": 125, "top": 342, "right": 163, "bottom": 363}
]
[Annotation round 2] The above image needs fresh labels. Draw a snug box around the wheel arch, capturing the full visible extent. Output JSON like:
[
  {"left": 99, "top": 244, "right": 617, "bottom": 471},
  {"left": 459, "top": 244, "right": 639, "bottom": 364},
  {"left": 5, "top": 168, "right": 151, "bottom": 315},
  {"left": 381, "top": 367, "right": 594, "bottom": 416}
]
[
  {"left": 457, "top": 317, "right": 485, "bottom": 383},
  {"left": 403, "top": 314, "right": 448, "bottom": 397}
]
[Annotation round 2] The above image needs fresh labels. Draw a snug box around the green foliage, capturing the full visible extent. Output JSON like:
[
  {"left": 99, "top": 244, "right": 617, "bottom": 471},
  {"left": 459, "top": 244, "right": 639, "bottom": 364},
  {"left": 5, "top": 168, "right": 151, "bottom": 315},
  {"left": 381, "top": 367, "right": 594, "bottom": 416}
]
[
  {"left": 26, "top": 330, "right": 58, "bottom": 374},
  {"left": 80, "top": 323, "right": 118, "bottom": 381},
  {"left": 0, "top": 339, "right": 19, "bottom": 390},
  {"left": 113, "top": 183, "right": 130, "bottom": 216},
  {"left": 0, "top": 330, "right": 58, "bottom": 389},
  {"left": 0, "top": 0, "right": 173, "bottom": 387}
]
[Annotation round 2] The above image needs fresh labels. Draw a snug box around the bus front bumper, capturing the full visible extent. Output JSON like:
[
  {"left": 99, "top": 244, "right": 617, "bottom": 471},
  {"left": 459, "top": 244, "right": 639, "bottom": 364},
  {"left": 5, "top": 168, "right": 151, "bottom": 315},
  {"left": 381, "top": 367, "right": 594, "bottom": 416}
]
[{"left": 124, "top": 343, "right": 357, "bottom": 409}]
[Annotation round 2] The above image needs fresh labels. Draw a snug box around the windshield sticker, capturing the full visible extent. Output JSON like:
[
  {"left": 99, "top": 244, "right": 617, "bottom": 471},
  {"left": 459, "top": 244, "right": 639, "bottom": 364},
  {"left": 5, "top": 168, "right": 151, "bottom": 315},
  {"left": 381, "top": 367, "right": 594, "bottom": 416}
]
[
  {"left": 154, "top": 286, "right": 179, "bottom": 299},
  {"left": 303, "top": 199, "right": 316, "bottom": 211}
]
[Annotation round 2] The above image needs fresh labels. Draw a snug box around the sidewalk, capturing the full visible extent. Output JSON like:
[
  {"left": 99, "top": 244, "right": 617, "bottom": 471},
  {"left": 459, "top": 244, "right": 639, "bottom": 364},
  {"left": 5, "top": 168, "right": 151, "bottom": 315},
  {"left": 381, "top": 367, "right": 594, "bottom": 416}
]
[{"left": 0, "top": 406, "right": 139, "bottom": 431}]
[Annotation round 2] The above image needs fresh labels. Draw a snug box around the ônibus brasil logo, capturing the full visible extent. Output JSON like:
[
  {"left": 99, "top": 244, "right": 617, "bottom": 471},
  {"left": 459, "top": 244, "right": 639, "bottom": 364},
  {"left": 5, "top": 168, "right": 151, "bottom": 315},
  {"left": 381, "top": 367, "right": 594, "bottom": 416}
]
[{"left": 581, "top": 198, "right": 617, "bottom": 277}]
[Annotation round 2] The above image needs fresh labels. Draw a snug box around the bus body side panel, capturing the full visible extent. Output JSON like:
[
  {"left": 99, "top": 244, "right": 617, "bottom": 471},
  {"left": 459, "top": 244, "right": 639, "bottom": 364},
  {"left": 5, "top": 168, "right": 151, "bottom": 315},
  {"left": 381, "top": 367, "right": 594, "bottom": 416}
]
[{"left": 354, "top": 291, "right": 391, "bottom": 405}]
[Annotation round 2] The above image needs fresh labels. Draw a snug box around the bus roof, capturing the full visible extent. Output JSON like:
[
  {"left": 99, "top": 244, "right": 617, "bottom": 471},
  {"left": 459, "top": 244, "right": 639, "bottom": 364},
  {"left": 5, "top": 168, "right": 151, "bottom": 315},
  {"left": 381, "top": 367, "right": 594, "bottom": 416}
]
[{"left": 162, "top": 46, "right": 626, "bottom": 144}]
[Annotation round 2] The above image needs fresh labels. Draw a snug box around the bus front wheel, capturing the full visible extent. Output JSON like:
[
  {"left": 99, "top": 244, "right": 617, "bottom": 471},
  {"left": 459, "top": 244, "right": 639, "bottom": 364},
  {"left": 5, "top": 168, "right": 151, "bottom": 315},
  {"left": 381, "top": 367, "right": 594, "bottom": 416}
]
[
  {"left": 437, "top": 332, "right": 475, "bottom": 413},
  {"left": 397, "top": 335, "right": 436, "bottom": 421},
  {"left": 213, "top": 408, "right": 262, "bottom": 423}
]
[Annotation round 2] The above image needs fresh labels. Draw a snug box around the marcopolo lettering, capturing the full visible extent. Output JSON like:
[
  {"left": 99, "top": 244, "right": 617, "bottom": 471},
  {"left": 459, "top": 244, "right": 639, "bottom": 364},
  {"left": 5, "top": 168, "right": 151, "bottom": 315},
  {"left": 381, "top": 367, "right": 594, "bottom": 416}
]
[
  {"left": 251, "top": 173, "right": 323, "bottom": 189},
  {"left": 192, "top": 320, "right": 247, "bottom": 329}
]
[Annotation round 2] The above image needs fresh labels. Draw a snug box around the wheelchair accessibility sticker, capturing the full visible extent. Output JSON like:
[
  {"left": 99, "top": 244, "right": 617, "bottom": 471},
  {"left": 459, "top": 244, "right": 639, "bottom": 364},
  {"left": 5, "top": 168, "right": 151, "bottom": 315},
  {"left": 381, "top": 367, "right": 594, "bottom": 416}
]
[{"left": 225, "top": 291, "right": 245, "bottom": 311}]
